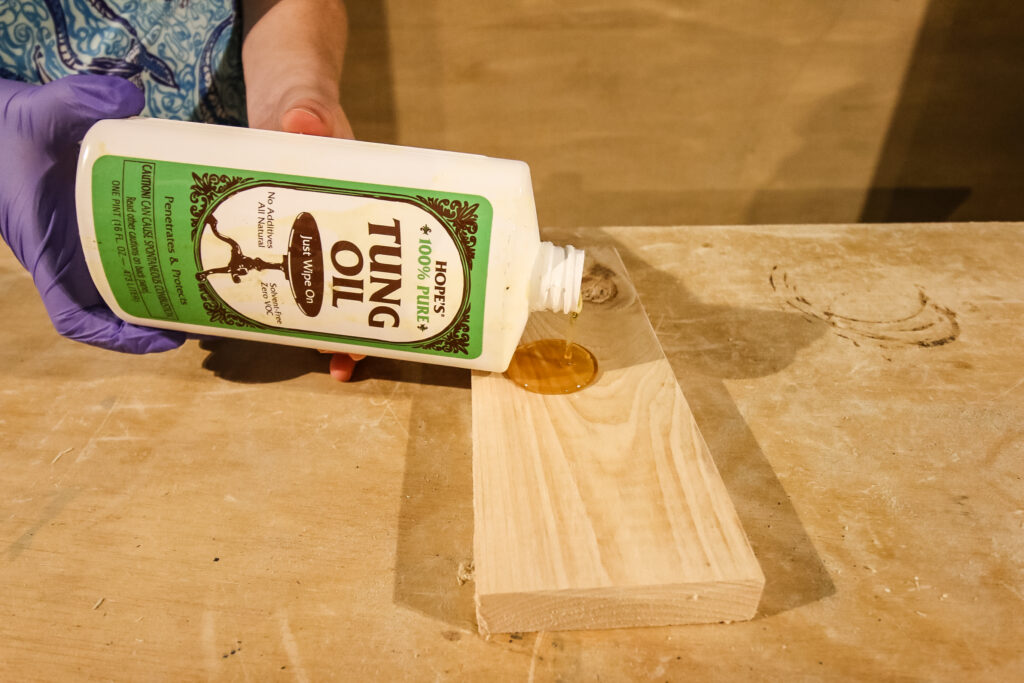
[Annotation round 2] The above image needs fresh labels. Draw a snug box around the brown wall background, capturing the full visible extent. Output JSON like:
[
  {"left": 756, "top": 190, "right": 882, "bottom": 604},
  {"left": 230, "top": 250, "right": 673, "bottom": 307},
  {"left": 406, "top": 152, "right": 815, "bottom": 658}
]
[{"left": 342, "top": 0, "right": 1024, "bottom": 228}]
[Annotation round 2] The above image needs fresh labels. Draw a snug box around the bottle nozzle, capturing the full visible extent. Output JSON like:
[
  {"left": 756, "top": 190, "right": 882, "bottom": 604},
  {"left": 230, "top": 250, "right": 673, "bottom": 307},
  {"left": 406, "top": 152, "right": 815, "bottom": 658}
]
[{"left": 530, "top": 242, "right": 585, "bottom": 314}]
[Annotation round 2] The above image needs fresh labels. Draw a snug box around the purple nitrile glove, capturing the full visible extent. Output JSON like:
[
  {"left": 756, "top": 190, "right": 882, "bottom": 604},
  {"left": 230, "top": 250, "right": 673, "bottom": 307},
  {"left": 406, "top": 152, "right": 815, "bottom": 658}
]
[{"left": 0, "top": 75, "right": 185, "bottom": 354}]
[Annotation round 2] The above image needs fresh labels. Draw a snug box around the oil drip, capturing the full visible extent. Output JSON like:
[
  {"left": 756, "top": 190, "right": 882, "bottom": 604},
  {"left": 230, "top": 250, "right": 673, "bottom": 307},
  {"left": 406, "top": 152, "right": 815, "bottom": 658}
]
[{"left": 504, "top": 309, "right": 597, "bottom": 394}]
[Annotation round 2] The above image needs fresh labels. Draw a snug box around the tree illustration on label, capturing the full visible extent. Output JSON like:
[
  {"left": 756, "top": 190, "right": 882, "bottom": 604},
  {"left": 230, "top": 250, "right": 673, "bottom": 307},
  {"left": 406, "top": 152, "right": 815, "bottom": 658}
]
[
  {"left": 191, "top": 182, "right": 475, "bottom": 351},
  {"left": 196, "top": 211, "right": 323, "bottom": 316}
]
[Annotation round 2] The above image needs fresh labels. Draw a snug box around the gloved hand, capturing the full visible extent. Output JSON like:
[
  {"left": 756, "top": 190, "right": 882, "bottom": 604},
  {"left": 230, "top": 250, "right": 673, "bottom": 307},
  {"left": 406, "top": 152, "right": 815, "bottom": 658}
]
[{"left": 0, "top": 75, "right": 185, "bottom": 353}]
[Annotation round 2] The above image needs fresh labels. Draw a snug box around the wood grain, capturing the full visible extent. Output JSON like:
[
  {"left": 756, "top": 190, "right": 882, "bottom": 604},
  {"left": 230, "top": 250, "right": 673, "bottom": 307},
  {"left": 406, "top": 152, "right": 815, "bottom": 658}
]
[
  {"left": 471, "top": 247, "right": 764, "bottom": 633},
  {"left": 4, "top": 221, "right": 1024, "bottom": 679}
]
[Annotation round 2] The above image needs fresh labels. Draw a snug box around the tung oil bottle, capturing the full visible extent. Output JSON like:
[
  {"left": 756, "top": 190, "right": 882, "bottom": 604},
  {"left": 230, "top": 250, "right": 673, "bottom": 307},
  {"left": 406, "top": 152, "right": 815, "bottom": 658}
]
[{"left": 75, "top": 118, "right": 583, "bottom": 372}]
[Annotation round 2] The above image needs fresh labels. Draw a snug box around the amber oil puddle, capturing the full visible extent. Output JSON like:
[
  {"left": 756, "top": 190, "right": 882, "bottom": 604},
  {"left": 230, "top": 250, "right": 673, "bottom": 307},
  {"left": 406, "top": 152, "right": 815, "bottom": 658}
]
[{"left": 505, "top": 310, "right": 598, "bottom": 394}]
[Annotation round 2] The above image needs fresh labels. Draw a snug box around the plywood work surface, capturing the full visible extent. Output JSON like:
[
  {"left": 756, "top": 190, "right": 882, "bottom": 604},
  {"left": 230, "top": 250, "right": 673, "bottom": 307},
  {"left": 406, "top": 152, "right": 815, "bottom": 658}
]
[
  {"left": 2, "top": 223, "right": 1023, "bottom": 680},
  {"left": 471, "top": 248, "right": 763, "bottom": 633}
]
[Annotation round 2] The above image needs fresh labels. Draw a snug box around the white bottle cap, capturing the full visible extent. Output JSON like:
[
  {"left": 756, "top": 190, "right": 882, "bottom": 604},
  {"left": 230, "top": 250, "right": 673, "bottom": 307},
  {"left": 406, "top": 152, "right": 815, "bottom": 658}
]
[{"left": 529, "top": 242, "right": 585, "bottom": 314}]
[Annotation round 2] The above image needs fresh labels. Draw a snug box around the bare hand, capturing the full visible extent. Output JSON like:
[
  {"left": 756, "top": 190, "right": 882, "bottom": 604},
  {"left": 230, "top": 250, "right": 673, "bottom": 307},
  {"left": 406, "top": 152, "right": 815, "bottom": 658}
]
[{"left": 242, "top": 0, "right": 363, "bottom": 381}]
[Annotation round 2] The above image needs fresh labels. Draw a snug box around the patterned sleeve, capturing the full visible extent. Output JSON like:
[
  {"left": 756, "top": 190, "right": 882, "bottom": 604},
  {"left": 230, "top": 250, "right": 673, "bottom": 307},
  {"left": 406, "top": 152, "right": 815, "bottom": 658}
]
[{"left": 0, "top": 0, "right": 247, "bottom": 125}]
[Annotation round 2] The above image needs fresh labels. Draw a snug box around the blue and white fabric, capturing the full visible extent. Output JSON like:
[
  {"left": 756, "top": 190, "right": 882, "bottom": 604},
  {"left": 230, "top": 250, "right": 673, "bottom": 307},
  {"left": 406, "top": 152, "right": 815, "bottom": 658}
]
[{"left": 0, "top": 0, "right": 246, "bottom": 124}]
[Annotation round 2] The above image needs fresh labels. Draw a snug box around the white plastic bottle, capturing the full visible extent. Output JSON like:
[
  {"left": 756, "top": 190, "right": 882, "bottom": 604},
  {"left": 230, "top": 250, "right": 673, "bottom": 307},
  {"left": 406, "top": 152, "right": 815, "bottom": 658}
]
[{"left": 75, "top": 118, "right": 583, "bottom": 371}]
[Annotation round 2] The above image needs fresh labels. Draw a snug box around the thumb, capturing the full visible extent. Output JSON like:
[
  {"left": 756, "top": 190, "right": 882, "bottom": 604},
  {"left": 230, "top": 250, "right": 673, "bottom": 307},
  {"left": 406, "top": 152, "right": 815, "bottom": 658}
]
[
  {"left": 51, "top": 304, "right": 187, "bottom": 354},
  {"left": 29, "top": 74, "right": 145, "bottom": 145},
  {"left": 280, "top": 106, "right": 334, "bottom": 136},
  {"left": 279, "top": 98, "right": 354, "bottom": 139}
]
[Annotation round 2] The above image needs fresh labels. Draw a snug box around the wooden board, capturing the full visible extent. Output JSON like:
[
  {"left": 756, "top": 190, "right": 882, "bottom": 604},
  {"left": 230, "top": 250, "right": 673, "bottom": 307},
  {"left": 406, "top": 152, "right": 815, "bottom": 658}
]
[
  {"left": 471, "top": 247, "right": 764, "bottom": 634},
  {"left": 4, "top": 221, "right": 1024, "bottom": 679}
]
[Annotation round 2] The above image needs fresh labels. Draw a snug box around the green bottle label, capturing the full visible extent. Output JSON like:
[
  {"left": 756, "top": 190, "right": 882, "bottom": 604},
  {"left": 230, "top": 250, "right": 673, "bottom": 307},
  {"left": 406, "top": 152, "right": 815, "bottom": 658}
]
[{"left": 90, "top": 156, "right": 491, "bottom": 358}]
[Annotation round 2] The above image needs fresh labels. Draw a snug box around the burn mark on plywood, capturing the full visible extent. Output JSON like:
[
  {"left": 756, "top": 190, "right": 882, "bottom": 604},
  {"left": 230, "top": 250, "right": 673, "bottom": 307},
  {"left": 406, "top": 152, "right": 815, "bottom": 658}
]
[
  {"left": 221, "top": 640, "right": 242, "bottom": 659},
  {"left": 769, "top": 266, "right": 959, "bottom": 348}
]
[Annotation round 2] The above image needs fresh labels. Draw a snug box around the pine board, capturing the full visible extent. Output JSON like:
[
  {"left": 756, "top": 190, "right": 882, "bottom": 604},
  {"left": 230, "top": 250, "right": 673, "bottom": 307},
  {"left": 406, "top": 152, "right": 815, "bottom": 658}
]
[{"left": 471, "top": 247, "right": 764, "bottom": 634}]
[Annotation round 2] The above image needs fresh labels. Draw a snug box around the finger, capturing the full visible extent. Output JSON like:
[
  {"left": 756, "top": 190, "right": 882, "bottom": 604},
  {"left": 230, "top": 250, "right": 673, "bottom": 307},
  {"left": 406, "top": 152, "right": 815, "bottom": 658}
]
[
  {"left": 281, "top": 106, "right": 332, "bottom": 136},
  {"left": 279, "top": 99, "right": 354, "bottom": 139},
  {"left": 33, "top": 75, "right": 145, "bottom": 144},
  {"left": 0, "top": 76, "right": 33, "bottom": 103},
  {"left": 328, "top": 352, "right": 361, "bottom": 382},
  {"left": 318, "top": 350, "right": 367, "bottom": 362},
  {"left": 51, "top": 304, "right": 186, "bottom": 354}
]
